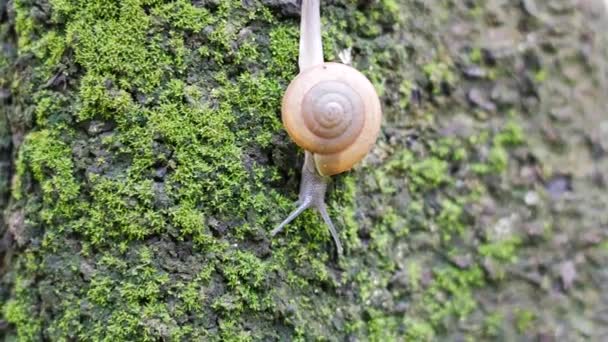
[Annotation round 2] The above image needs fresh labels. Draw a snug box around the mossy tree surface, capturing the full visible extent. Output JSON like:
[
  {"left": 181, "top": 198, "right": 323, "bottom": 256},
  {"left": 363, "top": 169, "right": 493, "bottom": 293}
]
[{"left": 1, "top": 0, "right": 607, "bottom": 340}]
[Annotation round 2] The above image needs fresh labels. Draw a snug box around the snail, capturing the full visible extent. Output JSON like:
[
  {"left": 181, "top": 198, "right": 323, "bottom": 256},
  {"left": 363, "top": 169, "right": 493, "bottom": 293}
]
[{"left": 271, "top": 0, "right": 382, "bottom": 256}]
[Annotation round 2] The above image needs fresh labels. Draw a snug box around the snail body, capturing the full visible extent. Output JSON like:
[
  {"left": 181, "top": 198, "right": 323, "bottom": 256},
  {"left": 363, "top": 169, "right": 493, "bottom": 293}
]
[{"left": 271, "top": 0, "right": 382, "bottom": 256}]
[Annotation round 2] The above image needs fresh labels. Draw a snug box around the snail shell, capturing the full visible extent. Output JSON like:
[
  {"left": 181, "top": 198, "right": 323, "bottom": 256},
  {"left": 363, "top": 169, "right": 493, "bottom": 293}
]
[{"left": 282, "top": 62, "right": 382, "bottom": 176}]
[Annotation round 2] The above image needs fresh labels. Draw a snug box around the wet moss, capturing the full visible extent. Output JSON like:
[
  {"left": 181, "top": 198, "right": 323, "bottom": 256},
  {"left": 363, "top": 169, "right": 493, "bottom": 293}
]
[
  {"left": 13, "top": 129, "right": 80, "bottom": 221},
  {"left": 514, "top": 308, "right": 537, "bottom": 334}
]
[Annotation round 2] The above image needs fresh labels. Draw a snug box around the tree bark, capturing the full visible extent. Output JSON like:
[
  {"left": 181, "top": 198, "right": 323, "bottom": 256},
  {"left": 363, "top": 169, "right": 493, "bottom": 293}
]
[{"left": 1, "top": 0, "right": 607, "bottom": 340}]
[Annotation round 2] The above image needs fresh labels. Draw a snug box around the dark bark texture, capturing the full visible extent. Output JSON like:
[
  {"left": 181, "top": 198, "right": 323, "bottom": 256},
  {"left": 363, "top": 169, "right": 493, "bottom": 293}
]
[{"left": 1, "top": 0, "right": 607, "bottom": 340}]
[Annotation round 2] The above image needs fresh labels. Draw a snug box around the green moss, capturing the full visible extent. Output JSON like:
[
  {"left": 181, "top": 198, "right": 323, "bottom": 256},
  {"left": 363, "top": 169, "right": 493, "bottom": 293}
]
[
  {"left": 479, "top": 237, "right": 522, "bottom": 263},
  {"left": 215, "top": 251, "right": 272, "bottom": 314},
  {"left": 407, "top": 262, "right": 422, "bottom": 292},
  {"left": 3, "top": 277, "right": 43, "bottom": 341},
  {"left": 70, "top": 1, "right": 173, "bottom": 92},
  {"left": 469, "top": 47, "right": 483, "bottom": 64},
  {"left": 14, "top": 130, "right": 80, "bottom": 223},
  {"left": 404, "top": 318, "right": 435, "bottom": 341},
  {"left": 79, "top": 175, "right": 165, "bottom": 244},
  {"left": 151, "top": 0, "right": 212, "bottom": 33},
  {"left": 534, "top": 69, "right": 548, "bottom": 83},
  {"left": 3, "top": 0, "right": 532, "bottom": 340},
  {"left": 367, "top": 308, "right": 400, "bottom": 341},
  {"left": 334, "top": 175, "right": 362, "bottom": 250},
  {"left": 170, "top": 204, "right": 211, "bottom": 245},
  {"left": 31, "top": 30, "right": 67, "bottom": 72},
  {"left": 87, "top": 276, "right": 113, "bottom": 306},
  {"left": 398, "top": 79, "right": 416, "bottom": 108},
  {"left": 13, "top": 0, "right": 38, "bottom": 51},
  {"left": 514, "top": 308, "right": 537, "bottom": 333},
  {"left": 488, "top": 145, "right": 508, "bottom": 172},
  {"left": 422, "top": 61, "right": 456, "bottom": 93},
  {"left": 269, "top": 25, "right": 299, "bottom": 78},
  {"left": 473, "top": 121, "right": 525, "bottom": 174},
  {"left": 399, "top": 267, "right": 485, "bottom": 341},
  {"left": 437, "top": 199, "right": 465, "bottom": 240},
  {"left": 409, "top": 157, "right": 450, "bottom": 190},
  {"left": 483, "top": 311, "right": 504, "bottom": 337}
]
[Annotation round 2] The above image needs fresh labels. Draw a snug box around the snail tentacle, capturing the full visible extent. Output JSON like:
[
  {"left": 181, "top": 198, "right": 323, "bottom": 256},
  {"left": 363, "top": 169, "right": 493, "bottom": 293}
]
[
  {"left": 318, "top": 203, "right": 343, "bottom": 256},
  {"left": 273, "top": 151, "right": 343, "bottom": 255},
  {"left": 271, "top": 199, "right": 311, "bottom": 237},
  {"left": 298, "top": 0, "right": 323, "bottom": 71}
]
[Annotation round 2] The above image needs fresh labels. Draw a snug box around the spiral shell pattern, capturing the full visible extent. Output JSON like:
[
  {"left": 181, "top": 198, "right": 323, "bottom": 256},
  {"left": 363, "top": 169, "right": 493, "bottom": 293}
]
[
  {"left": 301, "top": 80, "right": 364, "bottom": 153},
  {"left": 282, "top": 62, "right": 382, "bottom": 176}
]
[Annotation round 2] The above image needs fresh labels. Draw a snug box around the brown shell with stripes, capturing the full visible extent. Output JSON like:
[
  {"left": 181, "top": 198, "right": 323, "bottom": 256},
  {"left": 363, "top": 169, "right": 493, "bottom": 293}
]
[{"left": 281, "top": 62, "right": 382, "bottom": 176}]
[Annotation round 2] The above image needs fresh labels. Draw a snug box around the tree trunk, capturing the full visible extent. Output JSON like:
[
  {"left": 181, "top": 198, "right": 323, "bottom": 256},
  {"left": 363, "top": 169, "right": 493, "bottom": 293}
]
[{"left": 1, "top": 0, "right": 607, "bottom": 340}]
